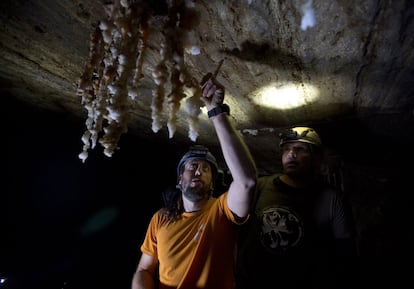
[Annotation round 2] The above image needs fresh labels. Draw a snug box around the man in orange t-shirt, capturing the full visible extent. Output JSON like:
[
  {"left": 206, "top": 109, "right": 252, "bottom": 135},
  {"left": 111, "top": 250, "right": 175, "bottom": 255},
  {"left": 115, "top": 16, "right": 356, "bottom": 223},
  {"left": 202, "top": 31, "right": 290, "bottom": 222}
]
[{"left": 131, "top": 72, "right": 257, "bottom": 289}]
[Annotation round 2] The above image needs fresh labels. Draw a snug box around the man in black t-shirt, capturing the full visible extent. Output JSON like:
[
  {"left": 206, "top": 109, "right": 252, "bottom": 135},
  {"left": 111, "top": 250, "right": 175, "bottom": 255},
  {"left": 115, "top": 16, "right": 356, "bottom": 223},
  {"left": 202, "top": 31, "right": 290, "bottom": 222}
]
[{"left": 236, "top": 127, "right": 359, "bottom": 289}]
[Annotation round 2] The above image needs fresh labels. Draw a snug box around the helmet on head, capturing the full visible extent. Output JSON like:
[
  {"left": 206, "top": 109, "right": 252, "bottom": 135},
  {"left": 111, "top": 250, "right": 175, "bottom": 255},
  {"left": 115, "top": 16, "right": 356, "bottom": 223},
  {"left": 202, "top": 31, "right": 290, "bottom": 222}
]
[
  {"left": 176, "top": 145, "right": 218, "bottom": 180},
  {"left": 279, "top": 126, "right": 322, "bottom": 147}
]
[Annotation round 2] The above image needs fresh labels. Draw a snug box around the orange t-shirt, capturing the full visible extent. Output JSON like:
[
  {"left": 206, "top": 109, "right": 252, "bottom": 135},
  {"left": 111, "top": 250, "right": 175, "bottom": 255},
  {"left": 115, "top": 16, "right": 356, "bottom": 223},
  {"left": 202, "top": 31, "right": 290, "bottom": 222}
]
[{"left": 141, "top": 192, "right": 244, "bottom": 289}]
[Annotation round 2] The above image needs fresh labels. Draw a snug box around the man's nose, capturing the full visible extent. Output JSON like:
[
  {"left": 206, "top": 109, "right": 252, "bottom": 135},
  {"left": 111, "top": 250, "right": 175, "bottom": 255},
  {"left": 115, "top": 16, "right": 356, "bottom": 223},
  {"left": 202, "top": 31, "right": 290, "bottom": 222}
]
[
  {"left": 287, "top": 149, "right": 297, "bottom": 158},
  {"left": 194, "top": 164, "right": 202, "bottom": 175}
]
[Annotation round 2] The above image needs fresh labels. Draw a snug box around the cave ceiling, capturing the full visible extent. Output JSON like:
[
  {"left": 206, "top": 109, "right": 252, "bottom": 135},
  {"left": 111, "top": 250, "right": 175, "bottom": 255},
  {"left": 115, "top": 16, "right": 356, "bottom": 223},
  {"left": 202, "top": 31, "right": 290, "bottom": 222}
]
[{"left": 1, "top": 0, "right": 413, "bottom": 174}]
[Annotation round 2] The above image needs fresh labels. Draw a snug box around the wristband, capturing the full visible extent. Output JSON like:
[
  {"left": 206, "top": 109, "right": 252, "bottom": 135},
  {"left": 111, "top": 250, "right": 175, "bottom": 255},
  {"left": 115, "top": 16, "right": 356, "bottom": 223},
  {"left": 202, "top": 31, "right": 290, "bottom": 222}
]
[{"left": 207, "top": 104, "right": 230, "bottom": 118}]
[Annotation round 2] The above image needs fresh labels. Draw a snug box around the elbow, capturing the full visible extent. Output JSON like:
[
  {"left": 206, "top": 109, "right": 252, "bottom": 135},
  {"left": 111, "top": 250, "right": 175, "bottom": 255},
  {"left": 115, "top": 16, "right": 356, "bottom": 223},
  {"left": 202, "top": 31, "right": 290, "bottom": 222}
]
[
  {"left": 244, "top": 172, "right": 257, "bottom": 206},
  {"left": 247, "top": 177, "right": 257, "bottom": 192},
  {"left": 240, "top": 165, "right": 258, "bottom": 194},
  {"left": 243, "top": 163, "right": 258, "bottom": 192},
  {"left": 230, "top": 178, "right": 257, "bottom": 219},
  {"left": 242, "top": 176, "right": 257, "bottom": 197},
  {"left": 247, "top": 167, "right": 258, "bottom": 192}
]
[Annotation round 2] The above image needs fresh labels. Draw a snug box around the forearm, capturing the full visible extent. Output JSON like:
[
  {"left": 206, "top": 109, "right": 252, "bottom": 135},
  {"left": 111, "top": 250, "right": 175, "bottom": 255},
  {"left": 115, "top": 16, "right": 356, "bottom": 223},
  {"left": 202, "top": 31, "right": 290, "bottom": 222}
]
[
  {"left": 211, "top": 113, "right": 256, "bottom": 183},
  {"left": 210, "top": 112, "right": 257, "bottom": 216},
  {"left": 200, "top": 71, "right": 257, "bottom": 216}
]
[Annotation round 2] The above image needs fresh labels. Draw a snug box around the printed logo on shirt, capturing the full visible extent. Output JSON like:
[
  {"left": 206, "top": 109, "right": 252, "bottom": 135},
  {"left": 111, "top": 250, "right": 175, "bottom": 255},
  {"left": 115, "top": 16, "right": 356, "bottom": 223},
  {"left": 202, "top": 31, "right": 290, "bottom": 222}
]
[
  {"left": 193, "top": 224, "right": 205, "bottom": 243},
  {"left": 259, "top": 206, "right": 304, "bottom": 254}
]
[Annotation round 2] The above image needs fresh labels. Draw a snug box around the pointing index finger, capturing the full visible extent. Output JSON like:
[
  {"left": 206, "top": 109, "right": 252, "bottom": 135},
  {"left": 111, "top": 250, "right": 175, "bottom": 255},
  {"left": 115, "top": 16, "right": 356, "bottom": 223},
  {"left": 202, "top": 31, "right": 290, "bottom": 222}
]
[
  {"left": 200, "top": 59, "right": 224, "bottom": 89},
  {"left": 212, "top": 58, "right": 224, "bottom": 78}
]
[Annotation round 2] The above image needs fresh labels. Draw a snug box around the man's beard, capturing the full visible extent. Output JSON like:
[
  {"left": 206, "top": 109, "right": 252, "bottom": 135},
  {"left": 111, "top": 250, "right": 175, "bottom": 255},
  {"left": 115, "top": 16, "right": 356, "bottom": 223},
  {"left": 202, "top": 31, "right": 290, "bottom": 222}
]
[
  {"left": 283, "top": 163, "right": 317, "bottom": 181},
  {"left": 182, "top": 183, "right": 210, "bottom": 202}
]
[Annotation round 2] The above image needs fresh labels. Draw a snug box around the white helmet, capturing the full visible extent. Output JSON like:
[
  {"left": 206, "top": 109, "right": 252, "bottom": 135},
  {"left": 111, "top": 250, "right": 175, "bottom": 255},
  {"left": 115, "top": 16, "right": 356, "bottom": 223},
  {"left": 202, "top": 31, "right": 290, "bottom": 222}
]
[{"left": 279, "top": 127, "right": 322, "bottom": 147}]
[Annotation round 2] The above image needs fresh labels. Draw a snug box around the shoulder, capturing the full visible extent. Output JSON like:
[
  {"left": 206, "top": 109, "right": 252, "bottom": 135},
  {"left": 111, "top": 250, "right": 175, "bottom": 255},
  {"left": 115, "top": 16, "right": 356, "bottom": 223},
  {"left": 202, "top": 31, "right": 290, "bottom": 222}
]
[
  {"left": 258, "top": 173, "right": 280, "bottom": 187},
  {"left": 216, "top": 191, "right": 229, "bottom": 209},
  {"left": 259, "top": 173, "right": 280, "bottom": 180},
  {"left": 215, "top": 192, "right": 248, "bottom": 224},
  {"left": 149, "top": 209, "right": 169, "bottom": 225}
]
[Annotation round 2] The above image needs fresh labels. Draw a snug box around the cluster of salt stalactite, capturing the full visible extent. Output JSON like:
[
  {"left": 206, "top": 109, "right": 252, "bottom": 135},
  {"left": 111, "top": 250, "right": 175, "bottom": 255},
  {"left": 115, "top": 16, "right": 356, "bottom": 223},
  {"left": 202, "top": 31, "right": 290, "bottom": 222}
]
[
  {"left": 76, "top": 0, "right": 202, "bottom": 162},
  {"left": 150, "top": 0, "right": 201, "bottom": 139}
]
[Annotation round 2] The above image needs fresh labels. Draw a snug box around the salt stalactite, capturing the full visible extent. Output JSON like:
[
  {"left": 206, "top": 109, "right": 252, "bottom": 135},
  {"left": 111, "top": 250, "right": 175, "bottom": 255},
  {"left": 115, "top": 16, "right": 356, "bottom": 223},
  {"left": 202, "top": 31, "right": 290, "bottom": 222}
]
[
  {"left": 98, "top": 0, "right": 144, "bottom": 157},
  {"left": 151, "top": 40, "right": 170, "bottom": 133},
  {"left": 300, "top": 0, "right": 316, "bottom": 31},
  {"left": 185, "top": 85, "right": 203, "bottom": 142},
  {"left": 132, "top": 22, "right": 149, "bottom": 87},
  {"left": 167, "top": 69, "right": 184, "bottom": 138},
  {"left": 77, "top": 27, "right": 106, "bottom": 163}
]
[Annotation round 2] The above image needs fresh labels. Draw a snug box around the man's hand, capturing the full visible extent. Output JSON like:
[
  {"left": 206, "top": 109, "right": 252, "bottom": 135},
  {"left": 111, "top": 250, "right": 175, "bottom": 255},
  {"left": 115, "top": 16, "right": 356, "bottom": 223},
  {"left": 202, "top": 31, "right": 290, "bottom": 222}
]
[
  {"left": 200, "top": 59, "right": 225, "bottom": 111},
  {"left": 200, "top": 73, "right": 225, "bottom": 111}
]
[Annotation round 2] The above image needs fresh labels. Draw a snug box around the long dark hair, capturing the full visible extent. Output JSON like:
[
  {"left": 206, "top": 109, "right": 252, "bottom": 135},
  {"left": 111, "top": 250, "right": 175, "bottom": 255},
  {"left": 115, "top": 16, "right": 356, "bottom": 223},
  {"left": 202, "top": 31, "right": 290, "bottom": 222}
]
[{"left": 160, "top": 185, "right": 184, "bottom": 222}]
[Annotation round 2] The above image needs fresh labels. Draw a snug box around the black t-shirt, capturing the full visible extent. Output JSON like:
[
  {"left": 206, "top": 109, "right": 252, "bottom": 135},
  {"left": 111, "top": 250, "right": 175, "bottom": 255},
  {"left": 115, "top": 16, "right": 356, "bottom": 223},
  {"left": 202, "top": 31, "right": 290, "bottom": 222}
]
[{"left": 236, "top": 174, "right": 357, "bottom": 289}]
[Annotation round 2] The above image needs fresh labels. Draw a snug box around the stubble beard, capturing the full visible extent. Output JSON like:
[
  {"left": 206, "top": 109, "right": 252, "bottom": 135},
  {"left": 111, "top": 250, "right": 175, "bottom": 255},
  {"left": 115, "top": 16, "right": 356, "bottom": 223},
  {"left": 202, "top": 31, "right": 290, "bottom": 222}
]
[{"left": 182, "top": 183, "right": 210, "bottom": 202}]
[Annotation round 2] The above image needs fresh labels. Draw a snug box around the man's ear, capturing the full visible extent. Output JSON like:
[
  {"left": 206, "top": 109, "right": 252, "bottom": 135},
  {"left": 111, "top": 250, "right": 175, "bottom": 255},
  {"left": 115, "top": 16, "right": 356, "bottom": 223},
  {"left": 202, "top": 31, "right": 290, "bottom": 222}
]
[{"left": 177, "top": 175, "right": 182, "bottom": 184}]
